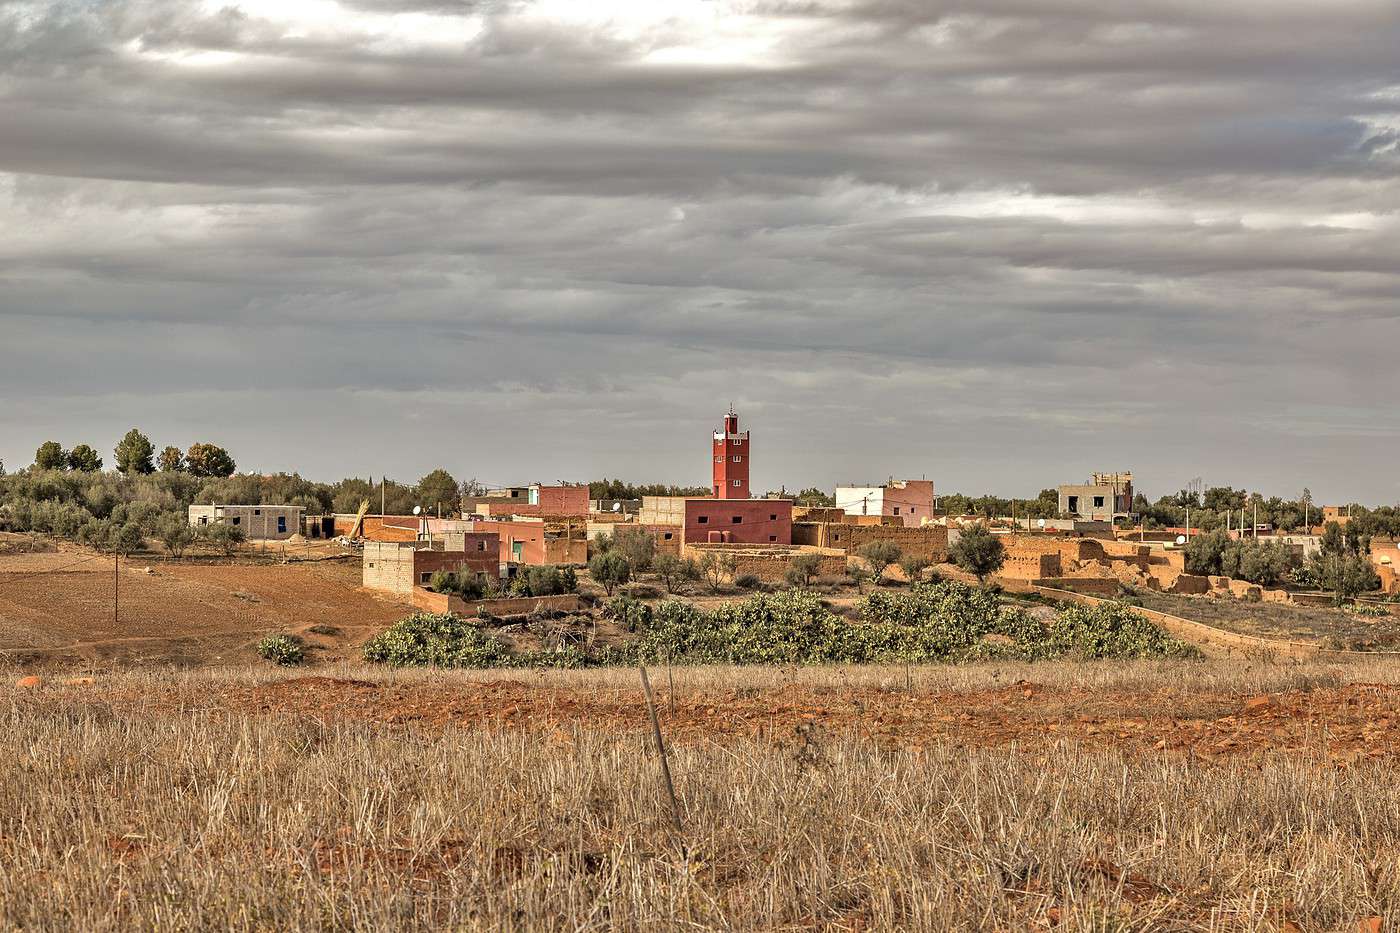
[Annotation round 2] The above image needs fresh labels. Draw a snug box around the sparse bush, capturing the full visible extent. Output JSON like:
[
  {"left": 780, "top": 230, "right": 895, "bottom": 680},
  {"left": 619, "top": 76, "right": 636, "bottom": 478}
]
[
  {"left": 615, "top": 530, "right": 656, "bottom": 573},
  {"left": 202, "top": 523, "right": 245, "bottom": 557},
  {"left": 428, "top": 570, "right": 459, "bottom": 594},
  {"left": 734, "top": 573, "right": 762, "bottom": 591},
  {"left": 857, "top": 539, "right": 902, "bottom": 583},
  {"left": 109, "top": 521, "right": 144, "bottom": 556},
  {"left": 653, "top": 553, "right": 700, "bottom": 593},
  {"left": 899, "top": 554, "right": 930, "bottom": 584},
  {"left": 517, "top": 564, "right": 576, "bottom": 597},
  {"left": 588, "top": 551, "right": 631, "bottom": 596},
  {"left": 699, "top": 551, "right": 736, "bottom": 594},
  {"left": 785, "top": 553, "right": 823, "bottom": 587},
  {"left": 256, "top": 634, "right": 305, "bottom": 666},
  {"left": 77, "top": 518, "right": 113, "bottom": 552},
  {"left": 949, "top": 523, "right": 1005, "bottom": 584}
]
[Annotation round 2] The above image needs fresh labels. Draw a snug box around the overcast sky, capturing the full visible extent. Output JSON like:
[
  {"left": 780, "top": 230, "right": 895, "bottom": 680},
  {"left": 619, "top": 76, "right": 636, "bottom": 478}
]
[{"left": 2, "top": 0, "right": 1398, "bottom": 502}]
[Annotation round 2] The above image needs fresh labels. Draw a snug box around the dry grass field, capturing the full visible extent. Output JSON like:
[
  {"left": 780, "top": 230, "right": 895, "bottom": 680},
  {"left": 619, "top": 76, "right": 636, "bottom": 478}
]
[
  {"left": 1127, "top": 591, "right": 1400, "bottom": 650},
  {"left": 4, "top": 660, "right": 1399, "bottom": 931}
]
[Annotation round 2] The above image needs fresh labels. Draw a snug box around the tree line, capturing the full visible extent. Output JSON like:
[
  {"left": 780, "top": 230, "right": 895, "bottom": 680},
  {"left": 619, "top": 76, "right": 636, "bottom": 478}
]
[{"left": 0, "top": 430, "right": 484, "bottom": 552}]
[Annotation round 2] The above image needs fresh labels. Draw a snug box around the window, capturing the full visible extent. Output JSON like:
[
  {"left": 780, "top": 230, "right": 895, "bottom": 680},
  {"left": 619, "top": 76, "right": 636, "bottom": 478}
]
[
  {"left": 732, "top": 456, "right": 742, "bottom": 462},
  {"left": 231, "top": 517, "right": 240, "bottom": 525},
  {"left": 254, "top": 508, "right": 261, "bottom": 516},
  {"left": 894, "top": 507, "right": 900, "bottom": 515},
  {"left": 198, "top": 517, "right": 208, "bottom": 525},
  {"left": 715, "top": 456, "right": 723, "bottom": 463},
  {"left": 769, "top": 535, "right": 777, "bottom": 542},
  {"left": 477, "top": 541, "right": 485, "bottom": 550},
  {"left": 910, "top": 507, "right": 916, "bottom": 514},
  {"left": 277, "top": 516, "right": 286, "bottom": 533},
  {"left": 833, "top": 534, "right": 842, "bottom": 542},
  {"left": 731, "top": 516, "right": 743, "bottom": 524},
  {"left": 732, "top": 480, "right": 742, "bottom": 487},
  {"left": 769, "top": 514, "right": 777, "bottom": 521},
  {"left": 420, "top": 572, "right": 431, "bottom": 583},
  {"left": 663, "top": 532, "right": 673, "bottom": 540},
  {"left": 1093, "top": 496, "right": 1105, "bottom": 508},
  {"left": 367, "top": 562, "right": 375, "bottom": 568},
  {"left": 698, "top": 516, "right": 709, "bottom": 524},
  {"left": 733, "top": 439, "right": 743, "bottom": 446}
]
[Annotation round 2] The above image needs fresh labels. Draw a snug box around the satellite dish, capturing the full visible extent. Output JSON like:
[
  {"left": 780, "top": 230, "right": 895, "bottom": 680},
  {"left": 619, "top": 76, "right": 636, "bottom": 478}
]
[
  {"left": 412, "top": 506, "right": 422, "bottom": 515},
  {"left": 612, "top": 502, "right": 621, "bottom": 512},
  {"left": 1037, "top": 518, "right": 1046, "bottom": 529},
  {"left": 1176, "top": 534, "right": 1187, "bottom": 545}
]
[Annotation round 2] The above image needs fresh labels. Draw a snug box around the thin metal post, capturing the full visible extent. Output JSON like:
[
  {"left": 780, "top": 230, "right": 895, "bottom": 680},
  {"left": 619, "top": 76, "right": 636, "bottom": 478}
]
[{"left": 639, "top": 665, "right": 683, "bottom": 836}]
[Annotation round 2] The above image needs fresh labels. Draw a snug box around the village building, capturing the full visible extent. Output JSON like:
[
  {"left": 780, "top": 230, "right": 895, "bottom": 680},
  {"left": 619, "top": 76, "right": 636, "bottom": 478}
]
[
  {"left": 1057, "top": 472, "right": 1134, "bottom": 522},
  {"left": 362, "top": 535, "right": 502, "bottom": 595},
  {"left": 462, "top": 484, "right": 589, "bottom": 518},
  {"left": 188, "top": 504, "right": 305, "bottom": 541},
  {"left": 834, "top": 480, "right": 935, "bottom": 527},
  {"left": 1370, "top": 538, "right": 1400, "bottom": 595},
  {"left": 470, "top": 518, "right": 588, "bottom": 566}
]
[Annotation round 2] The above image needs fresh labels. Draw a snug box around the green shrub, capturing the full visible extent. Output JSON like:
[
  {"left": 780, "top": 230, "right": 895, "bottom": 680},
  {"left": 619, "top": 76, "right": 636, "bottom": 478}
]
[
  {"left": 256, "top": 634, "right": 305, "bottom": 666},
  {"left": 362, "top": 612, "right": 508, "bottom": 668},
  {"left": 734, "top": 573, "right": 762, "bottom": 590},
  {"left": 365, "top": 585, "right": 1200, "bottom": 670},
  {"left": 588, "top": 551, "right": 631, "bottom": 596}
]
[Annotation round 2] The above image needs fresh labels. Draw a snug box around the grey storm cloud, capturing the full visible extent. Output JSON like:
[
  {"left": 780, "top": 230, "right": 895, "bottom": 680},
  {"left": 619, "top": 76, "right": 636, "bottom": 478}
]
[{"left": 1, "top": 0, "right": 1398, "bottom": 500}]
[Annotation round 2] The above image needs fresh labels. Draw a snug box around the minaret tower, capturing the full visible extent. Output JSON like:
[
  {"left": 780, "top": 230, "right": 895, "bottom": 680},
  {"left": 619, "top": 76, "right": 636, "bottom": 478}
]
[{"left": 712, "top": 407, "right": 750, "bottom": 499}]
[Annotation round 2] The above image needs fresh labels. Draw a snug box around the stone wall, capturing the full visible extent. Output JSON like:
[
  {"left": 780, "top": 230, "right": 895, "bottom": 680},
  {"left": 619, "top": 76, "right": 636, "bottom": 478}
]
[
  {"left": 681, "top": 543, "right": 846, "bottom": 583},
  {"left": 791, "top": 522, "right": 948, "bottom": 563},
  {"left": 411, "top": 590, "right": 583, "bottom": 616}
]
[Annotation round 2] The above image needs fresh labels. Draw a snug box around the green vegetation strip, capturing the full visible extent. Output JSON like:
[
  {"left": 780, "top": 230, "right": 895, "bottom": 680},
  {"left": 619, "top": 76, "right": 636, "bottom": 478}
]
[{"left": 363, "top": 581, "right": 1200, "bottom": 669}]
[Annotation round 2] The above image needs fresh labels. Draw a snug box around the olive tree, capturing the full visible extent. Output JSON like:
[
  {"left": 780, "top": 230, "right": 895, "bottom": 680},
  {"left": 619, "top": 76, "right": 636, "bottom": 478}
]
[
  {"left": 857, "top": 539, "right": 903, "bottom": 584},
  {"left": 949, "top": 522, "right": 1006, "bottom": 585},
  {"left": 588, "top": 550, "right": 631, "bottom": 596}
]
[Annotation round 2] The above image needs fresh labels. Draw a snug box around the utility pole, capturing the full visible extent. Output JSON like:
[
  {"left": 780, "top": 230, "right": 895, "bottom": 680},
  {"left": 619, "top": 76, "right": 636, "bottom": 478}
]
[{"left": 113, "top": 551, "right": 119, "bottom": 626}]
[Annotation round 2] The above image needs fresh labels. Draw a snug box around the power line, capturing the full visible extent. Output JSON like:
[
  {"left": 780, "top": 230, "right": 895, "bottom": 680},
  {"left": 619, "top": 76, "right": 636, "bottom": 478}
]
[{"left": 0, "top": 552, "right": 109, "bottom": 589}]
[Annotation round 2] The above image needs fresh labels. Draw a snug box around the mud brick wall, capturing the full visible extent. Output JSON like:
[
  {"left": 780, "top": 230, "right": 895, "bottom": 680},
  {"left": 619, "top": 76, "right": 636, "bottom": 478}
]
[{"left": 792, "top": 522, "right": 948, "bottom": 563}]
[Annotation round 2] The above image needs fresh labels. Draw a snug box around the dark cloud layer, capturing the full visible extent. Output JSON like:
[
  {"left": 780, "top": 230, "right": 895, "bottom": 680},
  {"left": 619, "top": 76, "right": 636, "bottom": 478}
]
[{"left": 2, "top": 0, "right": 1398, "bottom": 500}]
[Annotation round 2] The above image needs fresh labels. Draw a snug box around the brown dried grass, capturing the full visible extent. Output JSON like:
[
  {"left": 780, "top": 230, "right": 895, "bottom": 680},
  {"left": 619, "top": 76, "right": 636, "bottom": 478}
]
[{"left": 1, "top": 660, "right": 1396, "bottom": 930}]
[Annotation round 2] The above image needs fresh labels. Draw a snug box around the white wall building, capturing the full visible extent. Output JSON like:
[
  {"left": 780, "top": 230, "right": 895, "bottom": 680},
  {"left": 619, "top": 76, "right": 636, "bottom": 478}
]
[{"left": 834, "top": 480, "right": 935, "bottom": 528}]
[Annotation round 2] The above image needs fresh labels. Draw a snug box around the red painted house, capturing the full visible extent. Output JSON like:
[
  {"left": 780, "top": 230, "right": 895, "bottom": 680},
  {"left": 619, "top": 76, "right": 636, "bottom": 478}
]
[{"left": 684, "top": 498, "right": 792, "bottom": 545}]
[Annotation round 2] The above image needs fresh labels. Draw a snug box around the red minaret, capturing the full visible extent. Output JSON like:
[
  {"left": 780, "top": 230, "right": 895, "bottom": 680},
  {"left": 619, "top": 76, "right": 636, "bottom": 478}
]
[{"left": 712, "top": 407, "right": 750, "bottom": 499}]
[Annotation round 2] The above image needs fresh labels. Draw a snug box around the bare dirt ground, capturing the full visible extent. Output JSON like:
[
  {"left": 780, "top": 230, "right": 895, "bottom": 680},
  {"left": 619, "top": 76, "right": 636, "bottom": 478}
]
[
  {"left": 57, "top": 658, "right": 1400, "bottom": 765},
  {"left": 0, "top": 545, "right": 413, "bottom": 667}
]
